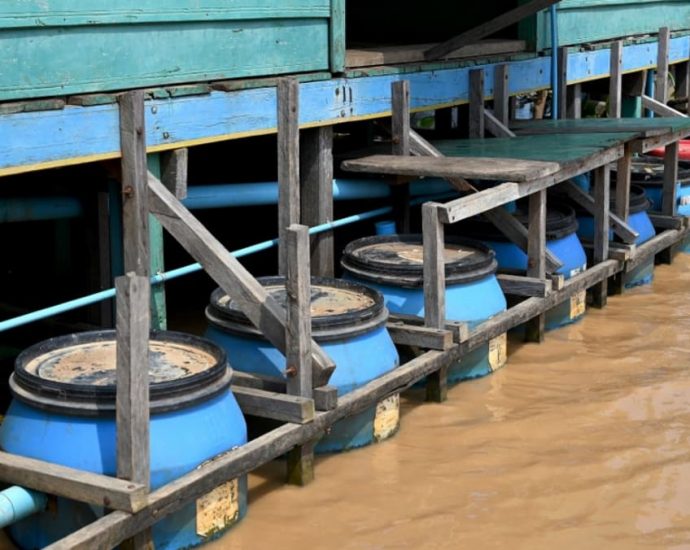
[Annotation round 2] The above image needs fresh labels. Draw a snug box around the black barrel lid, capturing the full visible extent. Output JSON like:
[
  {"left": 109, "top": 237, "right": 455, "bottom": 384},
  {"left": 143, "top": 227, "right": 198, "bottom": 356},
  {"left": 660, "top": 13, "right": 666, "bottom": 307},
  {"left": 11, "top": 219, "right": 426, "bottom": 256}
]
[
  {"left": 11, "top": 331, "right": 231, "bottom": 416},
  {"left": 206, "top": 276, "right": 388, "bottom": 341},
  {"left": 340, "top": 234, "right": 497, "bottom": 288},
  {"left": 455, "top": 204, "right": 578, "bottom": 242},
  {"left": 612, "top": 155, "right": 690, "bottom": 185}
]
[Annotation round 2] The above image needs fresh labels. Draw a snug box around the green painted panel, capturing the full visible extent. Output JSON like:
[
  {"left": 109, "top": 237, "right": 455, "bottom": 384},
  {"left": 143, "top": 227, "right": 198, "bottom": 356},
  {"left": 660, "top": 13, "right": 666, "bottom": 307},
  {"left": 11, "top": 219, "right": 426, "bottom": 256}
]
[
  {"left": 147, "top": 154, "right": 167, "bottom": 331},
  {"left": 526, "top": 1, "right": 690, "bottom": 51},
  {"left": 0, "top": 19, "right": 329, "bottom": 100},
  {"left": 433, "top": 133, "right": 638, "bottom": 163},
  {"left": 0, "top": 1, "right": 330, "bottom": 28}
]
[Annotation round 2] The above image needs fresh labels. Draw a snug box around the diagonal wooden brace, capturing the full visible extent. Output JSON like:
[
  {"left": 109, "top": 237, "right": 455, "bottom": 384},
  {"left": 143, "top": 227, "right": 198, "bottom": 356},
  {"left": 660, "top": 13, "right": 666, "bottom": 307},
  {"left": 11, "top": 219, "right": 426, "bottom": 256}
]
[{"left": 146, "top": 172, "right": 336, "bottom": 387}]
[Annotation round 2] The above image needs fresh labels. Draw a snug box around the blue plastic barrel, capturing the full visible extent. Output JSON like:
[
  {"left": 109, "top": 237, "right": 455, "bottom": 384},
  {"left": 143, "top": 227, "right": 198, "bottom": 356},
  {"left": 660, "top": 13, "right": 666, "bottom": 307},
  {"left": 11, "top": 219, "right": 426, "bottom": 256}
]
[
  {"left": 341, "top": 235, "right": 507, "bottom": 383},
  {"left": 0, "top": 331, "right": 247, "bottom": 550},
  {"left": 577, "top": 185, "right": 656, "bottom": 287},
  {"left": 205, "top": 277, "right": 400, "bottom": 453},
  {"left": 457, "top": 206, "right": 587, "bottom": 330}
]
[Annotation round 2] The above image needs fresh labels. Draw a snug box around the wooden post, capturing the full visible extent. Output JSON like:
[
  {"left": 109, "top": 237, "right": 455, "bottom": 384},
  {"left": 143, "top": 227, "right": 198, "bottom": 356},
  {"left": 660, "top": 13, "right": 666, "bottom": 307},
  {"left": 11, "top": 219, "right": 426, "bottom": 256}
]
[
  {"left": 525, "top": 189, "right": 546, "bottom": 343},
  {"left": 567, "top": 83, "right": 582, "bottom": 119},
  {"left": 608, "top": 41, "right": 623, "bottom": 119},
  {"left": 591, "top": 166, "right": 610, "bottom": 308},
  {"left": 558, "top": 47, "right": 569, "bottom": 120},
  {"left": 300, "top": 126, "right": 334, "bottom": 277},
  {"left": 615, "top": 143, "right": 632, "bottom": 221},
  {"left": 494, "top": 64, "right": 510, "bottom": 126},
  {"left": 469, "top": 69, "right": 485, "bottom": 138},
  {"left": 655, "top": 27, "right": 670, "bottom": 105},
  {"left": 422, "top": 203, "right": 447, "bottom": 402},
  {"left": 676, "top": 61, "right": 690, "bottom": 114},
  {"left": 278, "top": 78, "right": 300, "bottom": 275},
  {"left": 161, "top": 149, "right": 189, "bottom": 200},
  {"left": 663, "top": 141, "right": 679, "bottom": 217},
  {"left": 392, "top": 80, "right": 411, "bottom": 232},
  {"left": 285, "top": 224, "right": 315, "bottom": 486},
  {"left": 118, "top": 90, "right": 153, "bottom": 550}
]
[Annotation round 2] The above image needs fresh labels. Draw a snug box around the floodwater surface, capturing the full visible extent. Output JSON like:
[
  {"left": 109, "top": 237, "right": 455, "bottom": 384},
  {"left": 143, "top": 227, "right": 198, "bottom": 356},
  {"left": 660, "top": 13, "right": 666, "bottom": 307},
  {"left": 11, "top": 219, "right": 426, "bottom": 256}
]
[{"left": 213, "top": 255, "right": 690, "bottom": 549}]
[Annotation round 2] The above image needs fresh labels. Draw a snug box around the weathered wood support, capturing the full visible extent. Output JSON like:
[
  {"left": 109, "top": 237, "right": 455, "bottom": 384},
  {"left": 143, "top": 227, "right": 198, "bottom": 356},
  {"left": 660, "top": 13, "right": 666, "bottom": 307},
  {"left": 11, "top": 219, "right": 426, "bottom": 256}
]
[
  {"left": 285, "top": 224, "right": 316, "bottom": 486},
  {"left": 277, "top": 78, "right": 301, "bottom": 276},
  {"left": 655, "top": 27, "right": 670, "bottom": 105},
  {"left": 485, "top": 110, "right": 516, "bottom": 138},
  {"left": 497, "top": 274, "right": 551, "bottom": 298},
  {"left": 231, "top": 372, "right": 337, "bottom": 412},
  {"left": 160, "top": 148, "right": 188, "bottom": 200},
  {"left": 386, "top": 322, "right": 454, "bottom": 350},
  {"left": 609, "top": 41, "right": 623, "bottom": 119},
  {"left": 615, "top": 143, "right": 632, "bottom": 222},
  {"left": 558, "top": 47, "right": 569, "bottom": 121},
  {"left": 391, "top": 80, "right": 411, "bottom": 232},
  {"left": 300, "top": 126, "right": 335, "bottom": 277},
  {"left": 663, "top": 141, "right": 679, "bottom": 217},
  {"left": 591, "top": 166, "right": 610, "bottom": 308},
  {"left": 469, "top": 69, "right": 485, "bottom": 139},
  {"left": 525, "top": 189, "right": 546, "bottom": 342},
  {"left": 233, "top": 386, "right": 315, "bottom": 424},
  {"left": 641, "top": 95, "right": 688, "bottom": 118},
  {"left": 494, "top": 64, "right": 510, "bottom": 127}
]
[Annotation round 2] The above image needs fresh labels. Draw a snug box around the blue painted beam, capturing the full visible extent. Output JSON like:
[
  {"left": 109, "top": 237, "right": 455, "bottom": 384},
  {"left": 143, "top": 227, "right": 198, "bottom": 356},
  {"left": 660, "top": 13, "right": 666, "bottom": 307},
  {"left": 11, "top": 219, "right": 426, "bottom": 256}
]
[{"left": 0, "top": 35, "right": 688, "bottom": 177}]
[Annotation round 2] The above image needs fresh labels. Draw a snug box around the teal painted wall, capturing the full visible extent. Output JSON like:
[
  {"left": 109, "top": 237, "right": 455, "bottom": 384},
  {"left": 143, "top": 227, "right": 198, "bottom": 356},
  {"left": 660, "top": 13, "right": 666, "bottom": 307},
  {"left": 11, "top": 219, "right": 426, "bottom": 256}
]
[{"left": 0, "top": 1, "right": 334, "bottom": 101}]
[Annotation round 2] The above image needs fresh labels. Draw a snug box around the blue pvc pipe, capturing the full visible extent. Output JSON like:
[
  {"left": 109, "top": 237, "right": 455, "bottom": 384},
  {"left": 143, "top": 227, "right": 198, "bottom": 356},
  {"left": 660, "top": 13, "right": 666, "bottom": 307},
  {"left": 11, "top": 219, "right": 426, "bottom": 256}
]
[
  {"left": 550, "top": 4, "right": 559, "bottom": 119},
  {"left": 0, "top": 191, "right": 455, "bottom": 334},
  {"left": 0, "top": 486, "right": 47, "bottom": 528},
  {"left": 0, "top": 198, "right": 82, "bottom": 223}
]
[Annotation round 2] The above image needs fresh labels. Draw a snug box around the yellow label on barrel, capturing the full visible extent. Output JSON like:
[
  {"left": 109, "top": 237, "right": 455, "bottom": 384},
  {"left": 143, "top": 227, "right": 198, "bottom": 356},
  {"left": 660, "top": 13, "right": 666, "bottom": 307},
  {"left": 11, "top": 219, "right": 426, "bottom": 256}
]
[
  {"left": 488, "top": 333, "right": 507, "bottom": 372},
  {"left": 570, "top": 290, "right": 586, "bottom": 319},
  {"left": 374, "top": 393, "right": 400, "bottom": 441},
  {"left": 196, "top": 478, "right": 240, "bottom": 537}
]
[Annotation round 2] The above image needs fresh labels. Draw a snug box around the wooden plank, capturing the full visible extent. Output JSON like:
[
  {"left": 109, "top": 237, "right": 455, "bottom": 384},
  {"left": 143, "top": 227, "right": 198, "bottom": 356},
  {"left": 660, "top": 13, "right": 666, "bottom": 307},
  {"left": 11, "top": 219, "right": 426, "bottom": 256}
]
[
  {"left": 423, "top": 203, "right": 446, "bottom": 330},
  {"left": 485, "top": 111, "right": 516, "bottom": 138},
  {"left": 392, "top": 80, "right": 412, "bottom": 233},
  {"left": 230, "top": 372, "right": 337, "bottom": 412},
  {"left": 525, "top": 189, "right": 546, "bottom": 343},
  {"left": 562, "top": 180, "right": 638, "bottom": 244},
  {"left": 115, "top": 274, "right": 150, "bottom": 491},
  {"left": 591, "top": 166, "right": 610, "bottom": 308},
  {"left": 423, "top": 0, "right": 560, "bottom": 60},
  {"left": 641, "top": 95, "right": 689, "bottom": 118},
  {"left": 558, "top": 47, "right": 569, "bottom": 121},
  {"left": 497, "top": 274, "right": 550, "bottom": 298},
  {"left": 341, "top": 155, "right": 561, "bottom": 182},
  {"left": 386, "top": 322, "right": 454, "bottom": 351},
  {"left": 469, "top": 69, "right": 485, "bottom": 139},
  {"left": 0, "top": 451, "right": 147, "bottom": 513},
  {"left": 547, "top": 273, "right": 565, "bottom": 291},
  {"left": 300, "top": 126, "right": 334, "bottom": 277},
  {"left": 655, "top": 27, "right": 670, "bottom": 105},
  {"left": 609, "top": 41, "right": 623, "bottom": 119},
  {"left": 147, "top": 174, "right": 336, "bottom": 387},
  {"left": 440, "top": 182, "right": 520, "bottom": 224},
  {"left": 232, "top": 386, "right": 315, "bottom": 425},
  {"left": 277, "top": 78, "right": 301, "bottom": 276},
  {"left": 387, "top": 313, "right": 469, "bottom": 344},
  {"left": 287, "top": 441, "right": 317, "bottom": 487},
  {"left": 626, "top": 229, "right": 682, "bottom": 273},
  {"left": 119, "top": 91, "right": 150, "bottom": 277},
  {"left": 346, "top": 40, "right": 527, "bottom": 68},
  {"left": 494, "top": 64, "right": 510, "bottom": 127},
  {"left": 663, "top": 142, "right": 680, "bottom": 217},
  {"left": 648, "top": 214, "right": 685, "bottom": 231},
  {"left": 160, "top": 149, "right": 188, "bottom": 200},
  {"left": 615, "top": 143, "right": 632, "bottom": 221}
]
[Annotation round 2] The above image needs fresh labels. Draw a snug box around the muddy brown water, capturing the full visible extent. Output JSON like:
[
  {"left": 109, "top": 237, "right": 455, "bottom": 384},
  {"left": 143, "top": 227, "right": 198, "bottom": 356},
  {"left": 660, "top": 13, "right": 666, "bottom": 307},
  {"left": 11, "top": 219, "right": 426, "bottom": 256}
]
[{"left": 4, "top": 257, "right": 690, "bottom": 548}]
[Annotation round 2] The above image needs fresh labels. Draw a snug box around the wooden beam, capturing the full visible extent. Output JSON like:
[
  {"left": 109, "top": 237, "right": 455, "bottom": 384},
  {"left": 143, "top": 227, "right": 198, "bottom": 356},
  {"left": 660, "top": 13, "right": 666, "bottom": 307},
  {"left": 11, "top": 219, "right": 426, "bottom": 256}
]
[
  {"left": 386, "top": 322, "right": 454, "bottom": 350},
  {"left": 648, "top": 214, "right": 685, "bottom": 230},
  {"left": 558, "top": 47, "right": 569, "bottom": 120},
  {"left": 615, "top": 143, "right": 632, "bottom": 221},
  {"left": 423, "top": 0, "right": 560, "bottom": 60},
  {"left": 232, "top": 386, "right": 315, "bottom": 424},
  {"left": 277, "top": 78, "right": 300, "bottom": 276},
  {"left": 118, "top": 91, "right": 150, "bottom": 277},
  {"left": 469, "top": 69, "right": 485, "bottom": 139},
  {"left": 484, "top": 110, "right": 516, "bottom": 138},
  {"left": 591, "top": 166, "right": 610, "bottom": 308},
  {"left": 655, "top": 27, "right": 670, "bottom": 104},
  {"left": 641, "top": 95, "right": 689, "bottom": 118},
  {"left": 160, "top": 149, "right": 188, "bottom": 200},
  {"left": 147, "top": 174, "right": 336, "bottom": 387},
  {"left": 0, "top": 451, "right": 147, "bottom": 513},
  {"left": 609, "top": 41, "right": 623, "bottom": 119},
  {"left": 392, "top": 80, "right": 411, "bottom": 232},
  {"left": 387, "top": 313, "right": 469, "bottom": 344},
  {"left": 525, "top": 189, "right": 546, "bottom": 342},
  {"left": 567, "top": 83, "right": 582, "bottom": 119},
  {"left": 300, "top": 126, "right": 334, "bottom": 277},
  {"left": 494, "top": 64, "right": 510, "bottom": 126},
  {"left": 497, "top": 274, "right": 551, "bottom": 297},
  {"left": 626, "top": 229, "right": 683, "bottom": 272},
  {"left": 561, "top": 180, "right": 638, "bottom": 243},
  {"left": 231, "top": 372, "right": 337, "bottom": 411},
  {"left": 663, "top": 141, "right": 680, "bottom": 217},
  {"left": 285, "top": 224, "right": 315, "bottom": 485}
]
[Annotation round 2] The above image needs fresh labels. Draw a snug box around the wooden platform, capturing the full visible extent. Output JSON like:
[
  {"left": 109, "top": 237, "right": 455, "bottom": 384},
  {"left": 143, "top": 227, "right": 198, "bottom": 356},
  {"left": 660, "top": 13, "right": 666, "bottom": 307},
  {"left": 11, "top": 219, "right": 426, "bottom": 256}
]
[{"left": 510, "top": 117, "right": 690, "bottom": 138}]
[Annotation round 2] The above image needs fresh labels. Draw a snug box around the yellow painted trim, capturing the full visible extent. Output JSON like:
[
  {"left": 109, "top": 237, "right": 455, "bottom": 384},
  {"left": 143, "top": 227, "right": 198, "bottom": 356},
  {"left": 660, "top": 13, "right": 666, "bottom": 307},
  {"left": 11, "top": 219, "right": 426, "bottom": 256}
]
[{"left": 0, "top": 152, "right": 120, "bottom": 177}]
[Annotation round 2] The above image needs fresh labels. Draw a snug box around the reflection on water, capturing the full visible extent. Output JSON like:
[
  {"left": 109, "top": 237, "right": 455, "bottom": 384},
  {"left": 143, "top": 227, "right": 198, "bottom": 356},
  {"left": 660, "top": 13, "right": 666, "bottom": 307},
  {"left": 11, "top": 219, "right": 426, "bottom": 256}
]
[{"left": 214, "top": 256, "right": 690, "bottom": 550}]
